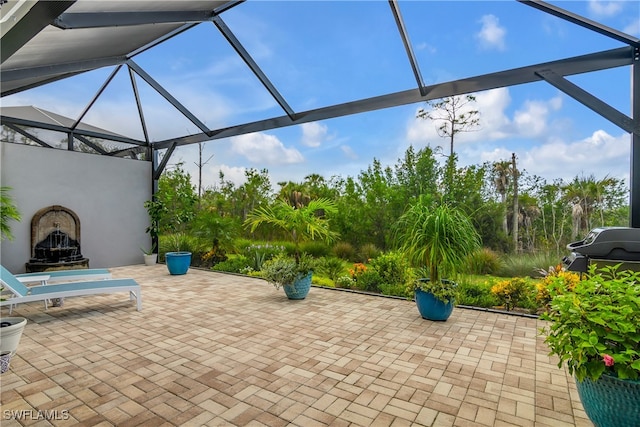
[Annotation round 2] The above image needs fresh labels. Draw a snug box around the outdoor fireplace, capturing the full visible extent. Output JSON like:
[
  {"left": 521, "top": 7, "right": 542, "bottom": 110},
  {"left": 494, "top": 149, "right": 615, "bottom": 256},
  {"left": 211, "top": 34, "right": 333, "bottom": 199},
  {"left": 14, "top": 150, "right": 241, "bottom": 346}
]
[{"left": 26, "top": 205, "right": 89, "bottom": 272}]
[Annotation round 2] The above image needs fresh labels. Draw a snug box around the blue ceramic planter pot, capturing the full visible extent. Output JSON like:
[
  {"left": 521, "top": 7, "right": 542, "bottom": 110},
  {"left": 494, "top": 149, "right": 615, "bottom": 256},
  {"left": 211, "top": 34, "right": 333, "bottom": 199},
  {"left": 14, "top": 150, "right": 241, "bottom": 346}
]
[
  {"left": 575, "top": 374, "right": 640, "bottom": 427},
  {"left": 165, "top": 252, "right": 191, "bottom": 275},
  {"left": 415, "top": 286, "right": 454, "bottom": 321},
  {"left": 283, "top": 272, "right": 312, "bottom": 300}
]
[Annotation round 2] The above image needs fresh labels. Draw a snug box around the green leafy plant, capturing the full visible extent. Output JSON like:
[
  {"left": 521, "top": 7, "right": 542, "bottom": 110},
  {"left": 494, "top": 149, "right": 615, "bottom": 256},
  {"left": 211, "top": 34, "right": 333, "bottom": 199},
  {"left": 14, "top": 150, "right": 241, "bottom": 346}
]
[
  {"left": 395, "top": 199, "right": 481, "bottom": 303},
  {"left": 414, "top": 277, "right": 458, "bottom": 304},
  {"left": 317, "top": 256, "right": 346, "bottom": 281},
  {"left": 143, "top": 199, "right": 166, "bottom": 242},
  {"left": 369, "top": 251, "right": 412, "bottom": 288},
  {"left": 490, "top": 277, "right": 535, "bottom": 311},
  {"left": 335, "top": 275, "right": 355, "bottom": 289},
  {"left": 244, "top": 198, "right": 339, "bottom": 263},
  {"left": 140, "top": 242, "right": 157, "bottom": 255},
  {"left": 244, "top": 243, "right": 286, "bottom": 271},
  {"left": 260, "top": 254, "right": 314, "bottom": 290},
  {"left": 541, "top": 264, "right": 640, "bottom": 381},
  {"left": 0, "top": 187, "right": 21, "bottom": 241}
]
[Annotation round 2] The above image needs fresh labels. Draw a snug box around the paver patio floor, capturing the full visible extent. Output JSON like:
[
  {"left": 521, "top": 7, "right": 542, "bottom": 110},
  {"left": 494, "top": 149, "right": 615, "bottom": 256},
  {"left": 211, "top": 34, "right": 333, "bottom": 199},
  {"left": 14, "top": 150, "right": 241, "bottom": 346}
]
[{"left": 1, "top": 264, "right": 592, "bottom": 426}]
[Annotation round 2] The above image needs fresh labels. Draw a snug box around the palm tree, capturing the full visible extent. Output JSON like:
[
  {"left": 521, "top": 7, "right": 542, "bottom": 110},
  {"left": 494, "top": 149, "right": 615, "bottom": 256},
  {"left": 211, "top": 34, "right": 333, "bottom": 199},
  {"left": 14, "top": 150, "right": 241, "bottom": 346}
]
[{"left": 244, "top": 198, "right": 339, "bottom": 262}]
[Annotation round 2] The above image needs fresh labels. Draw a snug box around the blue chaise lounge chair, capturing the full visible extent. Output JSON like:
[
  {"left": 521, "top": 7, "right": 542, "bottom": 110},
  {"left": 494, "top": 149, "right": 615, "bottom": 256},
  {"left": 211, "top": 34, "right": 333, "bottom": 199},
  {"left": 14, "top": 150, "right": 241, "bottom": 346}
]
[
  {"left": 14, "top": 268, "right": 112, "bottom": 284},
  {"left": 0, "top": 266, "right": 142, "bottom": 313}
]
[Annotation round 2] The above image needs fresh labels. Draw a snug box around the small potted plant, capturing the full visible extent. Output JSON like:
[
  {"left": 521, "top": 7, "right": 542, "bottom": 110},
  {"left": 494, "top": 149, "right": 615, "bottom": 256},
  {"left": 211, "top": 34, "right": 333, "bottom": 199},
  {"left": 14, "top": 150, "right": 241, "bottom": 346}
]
[
  {"left": 260, "top": 254, "right": 315, "bottom": 299},
  {"left": 541, "top": 264, "right": 640, "bottom": 426},
  {"left": 141, "top": 243, "right": 158, "bottom": 266},
  {"left": 395, "top": 199, "right": 480, "bottom": 321},
  {"left": 164, "top": 232, "right": 192, "bottom": 275},
  {"left": 244, "top": 197, "right": 338, "bottom": 299}
]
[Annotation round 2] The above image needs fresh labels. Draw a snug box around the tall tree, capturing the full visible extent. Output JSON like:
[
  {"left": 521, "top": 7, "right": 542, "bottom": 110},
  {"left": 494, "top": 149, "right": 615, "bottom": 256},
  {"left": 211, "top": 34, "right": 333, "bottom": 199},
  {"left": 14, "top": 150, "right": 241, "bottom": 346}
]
[
  {"left": 194, "top": 142, "right": 213, "bottom": 199},
  {"left": 156, "top": 162, "right": 198, "bottom": 233},
  {"left": 416, "top": 95, "right": 480, "bottom": 156},
  {"left": 492, "top": 160, "right": 511, "bottom": 236},
  {"left": 511, "top": 153, "right": 520, "bottom": 252}
]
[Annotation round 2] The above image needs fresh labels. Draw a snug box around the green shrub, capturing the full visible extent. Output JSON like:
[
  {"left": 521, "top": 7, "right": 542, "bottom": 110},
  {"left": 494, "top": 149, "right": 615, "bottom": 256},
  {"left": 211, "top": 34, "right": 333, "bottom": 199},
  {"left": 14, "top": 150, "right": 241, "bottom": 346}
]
[
  {"left": 312, "top": 276, "right": 334, "bottom": 287},
  {"left": 490, "top": 277, "right": 536, "bottom": 311},
  {"left": 352, "top": 269, "right": 382, "bottom": 293},
  {"left": 333, "top": 242, "right": 356, "bottom": 261},
  {"left": 300, "top": 241, "right": 332, "bottom": 258},
  {"left": 317, "top": 256, "right": 347, "bottom": 281},
  {"left": 369, "top": 251, "right": 412, "bottom": 287},
  {"left": 379, "top": 283, "right": 410, "bottom": 298},
  {"left": 243, "top": 243, "right": 286, "bottom": 270},
  {"left": 465, "top": 248, "right": 503, "bottom": 275},
  {"left": 212, "top": 255, "right": 251, "bottom": 273},
  {"left": 456, "top": 278, "right": 500, "bottom": 308},
  {"left": 358, "top": 243, "right": 381, "bottom": 262},
  {"left": 335, "top": 275, "right": 355, "bottom": 289}
]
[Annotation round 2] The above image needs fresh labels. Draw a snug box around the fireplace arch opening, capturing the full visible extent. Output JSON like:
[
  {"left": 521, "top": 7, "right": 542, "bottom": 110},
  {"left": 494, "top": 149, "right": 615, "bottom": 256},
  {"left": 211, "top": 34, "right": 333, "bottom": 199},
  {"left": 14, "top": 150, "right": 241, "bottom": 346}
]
[{"left": 26, "top": 205, "right": 89, "bottom": 272}]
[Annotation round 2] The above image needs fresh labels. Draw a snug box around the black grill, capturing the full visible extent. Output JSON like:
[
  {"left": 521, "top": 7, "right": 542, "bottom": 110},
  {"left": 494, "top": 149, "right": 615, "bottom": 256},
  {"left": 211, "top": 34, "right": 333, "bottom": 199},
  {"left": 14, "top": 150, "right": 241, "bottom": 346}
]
[{"left": 563, "top": 227, "right": 640, "bottom": 273}]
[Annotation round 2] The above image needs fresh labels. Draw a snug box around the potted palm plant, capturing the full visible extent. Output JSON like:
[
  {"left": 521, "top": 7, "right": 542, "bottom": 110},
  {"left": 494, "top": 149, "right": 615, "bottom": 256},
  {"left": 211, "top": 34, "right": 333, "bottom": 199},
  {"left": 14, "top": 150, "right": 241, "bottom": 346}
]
[
  {"left": 395, "top": 198, "right": 481, "bottom": 321},
  {"left": 244, "top": 197, "right": 338, "bottom": 300}
]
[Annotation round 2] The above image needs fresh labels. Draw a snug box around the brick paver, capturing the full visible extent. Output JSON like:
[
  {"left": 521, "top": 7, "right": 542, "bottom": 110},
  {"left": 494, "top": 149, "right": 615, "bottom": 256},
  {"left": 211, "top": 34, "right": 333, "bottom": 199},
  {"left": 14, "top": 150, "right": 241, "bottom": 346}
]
[{"left": 1, "top": 265, "right": 587, "bottom": 426}]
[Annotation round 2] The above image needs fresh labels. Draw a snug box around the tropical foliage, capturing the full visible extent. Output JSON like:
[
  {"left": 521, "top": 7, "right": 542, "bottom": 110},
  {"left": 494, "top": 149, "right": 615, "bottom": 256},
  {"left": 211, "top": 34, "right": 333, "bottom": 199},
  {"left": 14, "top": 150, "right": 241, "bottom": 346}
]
[
  {"left": 542, "top": 264, "right": 640, "bottom": 381},
  {"left": 0, "top": 187, "right": 21, "bottom": 241}
]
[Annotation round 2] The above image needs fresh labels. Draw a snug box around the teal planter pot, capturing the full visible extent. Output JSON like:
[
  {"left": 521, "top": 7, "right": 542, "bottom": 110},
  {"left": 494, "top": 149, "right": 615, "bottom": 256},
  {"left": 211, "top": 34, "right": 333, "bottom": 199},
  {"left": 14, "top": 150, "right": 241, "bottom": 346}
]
[
  {"left": 415, "top": 287, "right": 454, "bottom": 321},
  {"left": 165, "top": 252, "right": 191, "bottom": 275},
  {"left": 283, "top": 272, "right": 312, "bottom": 300},
  {"left": 575, "top": 374, "right": 640, "bottom": 427}
]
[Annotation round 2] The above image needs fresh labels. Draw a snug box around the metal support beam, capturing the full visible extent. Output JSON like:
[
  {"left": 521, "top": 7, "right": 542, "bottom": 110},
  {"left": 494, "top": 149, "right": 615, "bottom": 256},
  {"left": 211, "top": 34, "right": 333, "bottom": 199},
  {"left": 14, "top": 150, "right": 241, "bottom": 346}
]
[
  {"left": 535, "top": 69, "right": 637, "bottom": 135},
  {"left": 3, "top": 123, "right": 53, "bottom": 148},
  {"left": 212, "top": 15, "right": 296, "bottom": 120},
  {"left": 630, "top": 49, "right": 640, "bottom": 227},
  {"left": 53, "top": 1, "right": 244, "bottom": 30},
  {"left": 1, "top": 56, "right": 126, "bottom": 83},
  {"left": 154, "top": 143, "right": 177, "bottom": 181},
  {"left": 519, "top": 0, "right": 640, "bottom": 48},
  {"left": 1, "top": 1, "right": 75, "bottom": 64},
  {"left": 154, "top": 47, "right": 633, "bottom": 149},
  {"left": 73, "top": 134, "right": 109, "bottom": 155},
  {"left": 0, "top": 116, "right": 145, "bottom": 146},
  {"left": 128, "top": 67, "right": 151, "bottom": 144},
  {"left": 388, "top": 0, "right": 427, "bottom": 96},
  {"left": 73, "top": 65, "right": 123, "bottom": 130},
  {"left": 53, "top": 10, "right": 215, "bottom": 29},
  {"left": 126, "top": 59, "right": 211, "bottom": 135}
]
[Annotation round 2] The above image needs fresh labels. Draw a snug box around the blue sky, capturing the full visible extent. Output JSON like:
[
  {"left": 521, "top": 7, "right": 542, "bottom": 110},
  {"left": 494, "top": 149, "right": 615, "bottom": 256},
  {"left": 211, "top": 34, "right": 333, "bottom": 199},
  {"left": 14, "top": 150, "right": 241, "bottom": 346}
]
[{"left": 4, "top": 0, "right": 640, "bottom": 193}]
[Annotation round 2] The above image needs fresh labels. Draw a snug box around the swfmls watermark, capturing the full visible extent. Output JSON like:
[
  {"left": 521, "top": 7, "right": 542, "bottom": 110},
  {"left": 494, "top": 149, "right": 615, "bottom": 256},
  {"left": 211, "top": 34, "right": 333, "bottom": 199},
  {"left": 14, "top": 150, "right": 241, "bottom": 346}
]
[{"left": 3, "top": 409, "right": 70, "bottom": 421}]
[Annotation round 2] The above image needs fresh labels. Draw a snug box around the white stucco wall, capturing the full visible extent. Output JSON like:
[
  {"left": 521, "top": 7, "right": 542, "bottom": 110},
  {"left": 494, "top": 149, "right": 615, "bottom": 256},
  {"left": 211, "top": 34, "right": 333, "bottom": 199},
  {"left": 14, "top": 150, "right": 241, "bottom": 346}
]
[{"left": 0, "top": 142, "right": 152, "bottom": 273}]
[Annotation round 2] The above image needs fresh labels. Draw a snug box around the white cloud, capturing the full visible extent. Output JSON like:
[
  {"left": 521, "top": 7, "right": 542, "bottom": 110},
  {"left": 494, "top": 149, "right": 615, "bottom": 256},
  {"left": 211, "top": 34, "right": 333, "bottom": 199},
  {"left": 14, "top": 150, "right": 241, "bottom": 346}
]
[
  {"left": 624, "top": 18, "right": 640, "bottom": 36},
  {"left": 475, "top": 14, "right": 506, "bottom": 51},
  {"left": 214, "top": 164, "right": 248, "bottom": 187},
  {"left": 588, "top": 0, "right": 623, "bottom": 18},
  {"left": 472, "top": 130, "right": 630, "bottom": 183},
  {"left": 340, "top": 145, "right": 358, "bottom": 160},
  {"left": 513, "top": 96, "right": 563, "bottom": 138},
  {"left": 519, "top": 130, "right": 630, "bottom": 182},
  {"left": 230, "top": 133, "right": 304, "bottom": 165},
  {"left": 300, "top": 122, "right": 328, "bottom": 147},
  {"left": 415, "top": 41, "right": 437, "bottom": 54}
]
